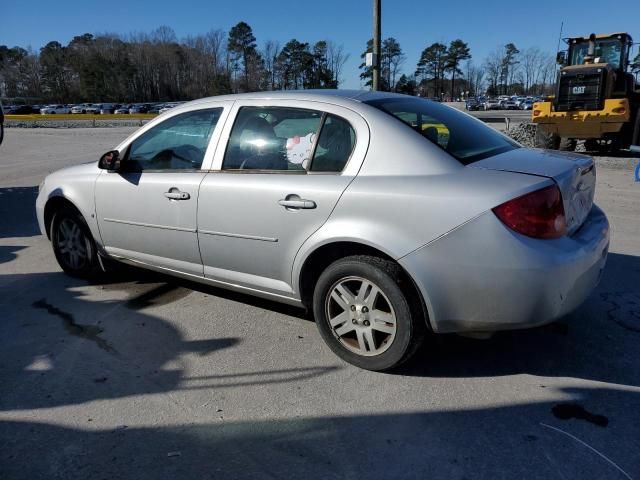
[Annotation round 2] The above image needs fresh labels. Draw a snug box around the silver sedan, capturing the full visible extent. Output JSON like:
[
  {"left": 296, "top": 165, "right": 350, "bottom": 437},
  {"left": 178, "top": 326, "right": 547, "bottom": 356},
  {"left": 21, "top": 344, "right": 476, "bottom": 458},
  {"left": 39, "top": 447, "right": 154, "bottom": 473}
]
[{"left": 36, "top": 90, "right": 609, "bottom": 371}]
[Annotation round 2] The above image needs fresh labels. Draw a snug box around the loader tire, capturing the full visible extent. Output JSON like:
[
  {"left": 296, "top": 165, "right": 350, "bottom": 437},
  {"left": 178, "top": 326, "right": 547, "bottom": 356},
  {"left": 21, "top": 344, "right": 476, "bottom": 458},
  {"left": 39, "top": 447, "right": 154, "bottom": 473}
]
[{"left": 535, "top": 126, "right": 560, "bottom": 149}]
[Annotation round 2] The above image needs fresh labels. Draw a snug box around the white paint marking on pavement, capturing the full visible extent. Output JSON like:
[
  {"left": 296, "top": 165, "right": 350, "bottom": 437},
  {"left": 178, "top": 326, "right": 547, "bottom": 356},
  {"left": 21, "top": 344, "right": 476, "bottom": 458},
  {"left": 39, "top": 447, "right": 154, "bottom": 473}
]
[{"left": 540, "top": 422, "right": 633, "bottom": 480}]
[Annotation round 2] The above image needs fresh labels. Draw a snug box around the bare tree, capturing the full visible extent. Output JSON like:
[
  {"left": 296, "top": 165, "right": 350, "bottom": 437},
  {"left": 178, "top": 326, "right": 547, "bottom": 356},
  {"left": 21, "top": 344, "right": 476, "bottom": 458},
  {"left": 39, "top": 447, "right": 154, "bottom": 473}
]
[
  {"left": 521, "top": 47, "right": 543, "bottom": 94},
  {"left": 262, "top": 40, "right": 279, "bottom": 90},
  {"left": 327, "top": 41, "right": 349, "bottom": 87},
  {"left": 483, "top": 47, "right": 503, "bottom": 95},
  {"left": 464, "top": 60, "right": 484, "bottom": 95},
  {"left": 473, "top": 66, "right": 485, "bottom": 95},
  {"left": 540, "top": 56, "right": 558, "bottom": 95}
]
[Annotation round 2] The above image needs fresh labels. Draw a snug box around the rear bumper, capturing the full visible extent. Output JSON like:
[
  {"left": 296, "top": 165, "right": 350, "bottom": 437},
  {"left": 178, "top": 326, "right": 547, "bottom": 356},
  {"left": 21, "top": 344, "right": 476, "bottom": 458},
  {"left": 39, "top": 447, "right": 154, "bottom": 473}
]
[
  {"left": 532, "top": 99, "right": 630, "bottom": 139},
  {"left": 400, "top": 205, "right": 609, "bottom": 333}
]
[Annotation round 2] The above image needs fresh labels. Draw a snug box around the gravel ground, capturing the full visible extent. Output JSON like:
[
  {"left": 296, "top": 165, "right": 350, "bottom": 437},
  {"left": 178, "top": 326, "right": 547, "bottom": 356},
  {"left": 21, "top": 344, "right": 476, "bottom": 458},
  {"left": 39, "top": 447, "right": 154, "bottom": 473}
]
[{"left": 1, "top": 127, "right": 639, "bottom": 480}]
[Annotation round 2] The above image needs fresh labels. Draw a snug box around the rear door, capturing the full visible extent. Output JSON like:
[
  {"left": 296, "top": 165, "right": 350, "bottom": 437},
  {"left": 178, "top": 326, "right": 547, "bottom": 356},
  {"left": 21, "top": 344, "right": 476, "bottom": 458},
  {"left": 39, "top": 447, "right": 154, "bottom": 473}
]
[
  {"left": 197, "top": 100, "right": 369, "bottom": 297},
  {"left": 95, "top": 103, "right": 231, "bottom": 275}
]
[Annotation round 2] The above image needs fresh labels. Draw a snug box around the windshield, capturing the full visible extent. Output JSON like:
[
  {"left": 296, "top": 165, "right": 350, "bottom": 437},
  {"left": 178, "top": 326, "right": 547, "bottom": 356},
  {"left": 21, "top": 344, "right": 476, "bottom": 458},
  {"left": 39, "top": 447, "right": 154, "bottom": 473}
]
[
  {"left": 570, "top": 39, "right": 623, "bottom": 68},
  {"left": 365, "top": 97, "right": 519, "bottom": 164}
]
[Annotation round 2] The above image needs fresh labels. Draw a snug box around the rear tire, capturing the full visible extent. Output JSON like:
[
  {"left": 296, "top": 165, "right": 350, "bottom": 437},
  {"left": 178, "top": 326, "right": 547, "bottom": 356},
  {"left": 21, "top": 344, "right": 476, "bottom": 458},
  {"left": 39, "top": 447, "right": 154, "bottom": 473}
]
[
  {"left": 312, "top": 255, "right": 425, "bottom": 371},
  {"left": 584, "top": 139, "right": 599, "bottom": 152},
  {"left": 50, "top": 206, "right": 101, "bottom": 279},
  {"left": 535, "top": 126, "right": 560, "bottom": 149},
  {"left": 586, "top": 137, "right": 622, "bottom": 153}
]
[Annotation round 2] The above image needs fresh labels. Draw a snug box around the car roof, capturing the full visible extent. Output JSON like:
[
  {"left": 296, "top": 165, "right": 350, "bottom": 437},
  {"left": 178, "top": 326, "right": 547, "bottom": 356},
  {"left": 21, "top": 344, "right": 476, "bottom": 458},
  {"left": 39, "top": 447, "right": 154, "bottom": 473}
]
[{"left": 184, "top": 89, "right": 410, "bottom": 110}]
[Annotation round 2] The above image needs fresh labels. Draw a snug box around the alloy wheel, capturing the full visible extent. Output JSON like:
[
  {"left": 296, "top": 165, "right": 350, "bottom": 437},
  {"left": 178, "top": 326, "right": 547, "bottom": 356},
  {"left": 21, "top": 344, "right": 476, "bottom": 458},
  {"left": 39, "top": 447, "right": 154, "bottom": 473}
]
[
  {"left": 325, "top": 276, "right": 397, "bottom": 356},
  {"left": 56, "top": 217, "right": 90, "bottom": 270}
]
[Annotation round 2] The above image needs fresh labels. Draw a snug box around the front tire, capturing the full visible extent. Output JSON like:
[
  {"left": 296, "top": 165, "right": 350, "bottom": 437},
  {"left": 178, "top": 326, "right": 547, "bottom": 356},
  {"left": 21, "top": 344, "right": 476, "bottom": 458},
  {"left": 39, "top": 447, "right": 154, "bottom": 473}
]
[
  {"left": 535, "top": 125, "right": 560, "bottom": 149},
  {"left": 313, "top": 255, "right": 424, "bottom": 371},
  {"left": 559, "top": 137, "right": 576, "bottom": 151},
  {"left": 50, "top": 206, "right": 100, "bottom": 279}
]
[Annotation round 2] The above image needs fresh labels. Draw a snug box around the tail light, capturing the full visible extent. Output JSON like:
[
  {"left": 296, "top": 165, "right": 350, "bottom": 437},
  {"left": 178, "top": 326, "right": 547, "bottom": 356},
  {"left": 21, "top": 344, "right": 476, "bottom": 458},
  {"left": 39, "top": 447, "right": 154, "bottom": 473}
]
[{"left": 492, "top": 185, "right": 567, "bottom": 239}]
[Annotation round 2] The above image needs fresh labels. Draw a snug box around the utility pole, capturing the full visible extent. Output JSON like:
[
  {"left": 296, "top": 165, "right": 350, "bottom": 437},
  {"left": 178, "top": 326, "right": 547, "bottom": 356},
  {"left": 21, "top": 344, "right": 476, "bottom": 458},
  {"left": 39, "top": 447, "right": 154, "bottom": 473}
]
[{"left": 372, "top": 0, "right": 381, "bottom": 91}]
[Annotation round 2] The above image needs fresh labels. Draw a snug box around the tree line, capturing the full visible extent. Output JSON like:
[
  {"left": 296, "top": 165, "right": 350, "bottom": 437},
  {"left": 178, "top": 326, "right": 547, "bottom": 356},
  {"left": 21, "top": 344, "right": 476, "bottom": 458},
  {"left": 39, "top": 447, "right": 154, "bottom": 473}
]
[
  {"left": 0, "top": 22, "right": 349, "bottom": 103},
  {"left": 3, "top": 20, "right": 637, "bottom": 104},
  {"left": 359, "top": 38, "right": 565, "bottom": 99}
]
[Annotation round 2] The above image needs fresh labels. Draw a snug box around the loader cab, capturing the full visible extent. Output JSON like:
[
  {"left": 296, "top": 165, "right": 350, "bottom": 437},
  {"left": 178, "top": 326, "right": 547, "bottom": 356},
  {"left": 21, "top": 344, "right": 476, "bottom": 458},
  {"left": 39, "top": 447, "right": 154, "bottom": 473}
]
[
  {"left": 553, "top": 33, "right": 636, "bottom": 112},
  {"left": 565, "top": 33, "right": 633, "bottom": 72}
]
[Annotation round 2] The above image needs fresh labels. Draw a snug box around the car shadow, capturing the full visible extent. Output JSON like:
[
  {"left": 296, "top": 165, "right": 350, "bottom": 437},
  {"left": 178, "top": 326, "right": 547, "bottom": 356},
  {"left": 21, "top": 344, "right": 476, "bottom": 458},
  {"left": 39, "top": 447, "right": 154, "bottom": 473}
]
[
  {"left": 399, "top": 252, "right": 640, "bottom": 387},
  {"left": 0, "top": 186, "right": 40, "bottom": 238},
  {"left": 98, "top": 264, "right": 311, "bottom": 321},
  {"left": 0, "top": 245, "right": 27, "bottom": 264},
  {"left": 0, "top": 271, "right": 335, "bottom": 412},
  {"left": 1, "top": 385, "right": 638, "bottom": 479}
]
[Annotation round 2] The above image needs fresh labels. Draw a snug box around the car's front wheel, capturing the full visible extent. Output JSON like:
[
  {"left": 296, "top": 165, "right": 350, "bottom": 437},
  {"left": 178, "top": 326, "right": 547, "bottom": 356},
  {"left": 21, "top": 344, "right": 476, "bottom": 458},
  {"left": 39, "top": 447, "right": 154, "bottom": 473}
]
[
  {"left": 313, "top": 255, "right": 424, "bottom": 371},
  {"left": 50, "top": 206, "right": 100, "bottom": 279}
]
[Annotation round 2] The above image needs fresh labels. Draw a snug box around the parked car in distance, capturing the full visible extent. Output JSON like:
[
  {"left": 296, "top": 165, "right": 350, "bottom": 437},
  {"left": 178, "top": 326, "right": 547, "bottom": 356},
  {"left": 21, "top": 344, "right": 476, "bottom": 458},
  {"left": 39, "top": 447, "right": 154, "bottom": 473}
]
[
  {"left": 6, "top": 105, "right": 39, "bottom": 114},
  {"left": 158, "top": 102, "right": 183, "bottom": 114},
  {"left": 114, "top": 105, "right": 132, "bottom": 114},
  {"left": 100, "top": 103, "right": 119, "bottom": 114},
  {"left": 86, "top": 104, "right": 102, "bottom": 114},
  {"left": 520, "top": 100, "right": 534, "bottom": 110},
  {"left": 484, "top": 98, "right": 501, "bottom": 110},
  {"left": 147, "top": 103, "right": 165, "bottom": 114},
  {"left": 513, "top": 97, "right": 524, "bottom": 108},
  {"left": 36, "top": 91, "right": 609, "bottom": 371},
  {"left": 500, "top": 99, "right": 518, "bottom": 110},
  {"left": 465, "top": 98, "right": 481, "bottom": 111},
  {"left": 40, "top": 104, "right": 71, "bottom": 114},
  {"left": 71, "top": 103, "right": 95, "bottom": 114},
  {"left": 129, "top": 103, "right": 151, "bottom": 114}
]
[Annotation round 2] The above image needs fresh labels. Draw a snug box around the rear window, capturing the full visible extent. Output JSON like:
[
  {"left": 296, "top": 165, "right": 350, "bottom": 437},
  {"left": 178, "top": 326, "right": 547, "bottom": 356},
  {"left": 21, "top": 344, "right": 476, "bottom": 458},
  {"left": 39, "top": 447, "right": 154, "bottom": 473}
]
[{"left": 366, "top": 97, "right": 519, "bottom": 164}]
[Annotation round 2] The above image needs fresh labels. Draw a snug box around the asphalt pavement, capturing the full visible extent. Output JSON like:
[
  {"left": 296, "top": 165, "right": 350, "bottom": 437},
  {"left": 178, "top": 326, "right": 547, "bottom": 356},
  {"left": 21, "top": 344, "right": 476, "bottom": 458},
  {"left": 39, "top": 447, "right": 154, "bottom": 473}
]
[{"left": 1, "top": 127, "right": 639, "bottom": 479}]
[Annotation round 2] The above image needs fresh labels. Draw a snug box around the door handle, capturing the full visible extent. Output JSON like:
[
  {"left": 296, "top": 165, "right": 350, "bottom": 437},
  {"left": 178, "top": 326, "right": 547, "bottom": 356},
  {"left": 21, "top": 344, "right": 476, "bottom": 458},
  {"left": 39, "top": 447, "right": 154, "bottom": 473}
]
[
  {"left": 278, "top": 198, "right": 316, "bottom": 209},
  {"left": 164, "top": 190, "right": 190, "bottom": 200}
]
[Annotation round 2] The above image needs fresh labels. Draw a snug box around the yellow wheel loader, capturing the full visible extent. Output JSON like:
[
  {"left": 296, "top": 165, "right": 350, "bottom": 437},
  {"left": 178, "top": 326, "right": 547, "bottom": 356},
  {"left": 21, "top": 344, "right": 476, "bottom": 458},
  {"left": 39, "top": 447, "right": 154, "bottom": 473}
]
[{"left": 532, "top": 33, "right": 640, "bottom": 152}]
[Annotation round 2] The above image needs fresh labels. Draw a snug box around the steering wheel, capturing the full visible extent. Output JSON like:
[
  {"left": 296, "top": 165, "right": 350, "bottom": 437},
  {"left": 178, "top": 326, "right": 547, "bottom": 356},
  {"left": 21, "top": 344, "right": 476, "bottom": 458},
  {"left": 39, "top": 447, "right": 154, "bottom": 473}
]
[
  {"left": 173, "top": 144, "right": 203, "bottom": 163},
  {"left": 152, "top": 145, "right": 203, "bottom": 167}
]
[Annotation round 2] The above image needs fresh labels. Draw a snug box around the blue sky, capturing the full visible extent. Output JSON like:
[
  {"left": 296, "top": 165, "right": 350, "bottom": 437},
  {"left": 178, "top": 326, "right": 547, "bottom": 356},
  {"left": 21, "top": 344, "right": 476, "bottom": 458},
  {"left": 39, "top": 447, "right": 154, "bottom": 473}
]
[{"left": 4, "top": 0, "right": 640, "bottom": 89}]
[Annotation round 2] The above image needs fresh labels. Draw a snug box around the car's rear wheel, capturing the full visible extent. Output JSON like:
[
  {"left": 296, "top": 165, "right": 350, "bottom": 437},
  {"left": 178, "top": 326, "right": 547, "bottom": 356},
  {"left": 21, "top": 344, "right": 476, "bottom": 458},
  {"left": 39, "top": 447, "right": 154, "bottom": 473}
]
[
  {"left": 50, "top": 206, "right": 100, "bottom": 279},
  {"left": 313, "top": 255, "right": 424, "bottom": 371}
]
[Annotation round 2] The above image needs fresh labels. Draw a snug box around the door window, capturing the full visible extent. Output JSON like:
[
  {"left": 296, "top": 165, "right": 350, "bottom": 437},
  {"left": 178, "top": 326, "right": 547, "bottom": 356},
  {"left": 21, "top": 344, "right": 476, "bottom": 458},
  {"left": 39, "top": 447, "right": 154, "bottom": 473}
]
[
  {"left": 125, "top": 108, "right": 222, "bottom": 171},
  {"left": 309, "top": 114, "right": 356, "bottom": 172},
  {"left": 223, "top": 107, "right": 322, "bottom": 171}
]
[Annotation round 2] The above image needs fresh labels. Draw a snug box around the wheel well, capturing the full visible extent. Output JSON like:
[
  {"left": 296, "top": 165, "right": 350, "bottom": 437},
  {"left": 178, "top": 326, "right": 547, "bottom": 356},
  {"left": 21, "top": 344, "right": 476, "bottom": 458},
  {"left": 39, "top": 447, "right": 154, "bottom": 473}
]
[
  {"left": 298, "top": 241, "right": 431, "bottom": 331},
  {"left": 44, "top": 196, "right": 80, "bottom": 239}
]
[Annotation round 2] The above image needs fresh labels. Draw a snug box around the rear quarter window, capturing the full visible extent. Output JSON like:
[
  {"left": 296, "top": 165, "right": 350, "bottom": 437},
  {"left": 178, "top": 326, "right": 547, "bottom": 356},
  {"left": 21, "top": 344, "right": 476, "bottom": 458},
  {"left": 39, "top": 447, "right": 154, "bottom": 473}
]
[{"left": 365, "top": 97, "right": 519, "bottom": 165}]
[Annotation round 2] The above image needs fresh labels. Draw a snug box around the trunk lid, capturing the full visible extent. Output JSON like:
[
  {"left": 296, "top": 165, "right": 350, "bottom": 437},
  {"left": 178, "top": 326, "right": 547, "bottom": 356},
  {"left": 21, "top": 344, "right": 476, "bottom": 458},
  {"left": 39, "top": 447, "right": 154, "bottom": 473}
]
[{"left": 469, "top": 148, "right": 596, "bottom": 235}]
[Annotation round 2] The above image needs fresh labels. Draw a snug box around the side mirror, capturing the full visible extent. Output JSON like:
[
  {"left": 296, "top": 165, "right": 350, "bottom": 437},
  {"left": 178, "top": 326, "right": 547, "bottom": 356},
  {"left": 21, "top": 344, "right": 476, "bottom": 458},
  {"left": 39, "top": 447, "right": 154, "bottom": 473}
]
[
  {"left": 556, "top": 51, "right": 567, "bottom": 66},
  {"left": 99, "top": 150, "right": 120, "bottom": 171}
]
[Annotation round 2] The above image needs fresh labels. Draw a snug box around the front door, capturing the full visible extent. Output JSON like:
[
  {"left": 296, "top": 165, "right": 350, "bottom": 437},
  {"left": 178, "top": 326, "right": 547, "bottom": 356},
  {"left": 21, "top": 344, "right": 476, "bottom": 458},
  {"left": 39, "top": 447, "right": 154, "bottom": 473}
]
[
  {"left": 95, "top": 107, "right": 226, "bottom": 276},
  {"left": 197, "top": 103, "right": 364, "bottom": 297}
]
